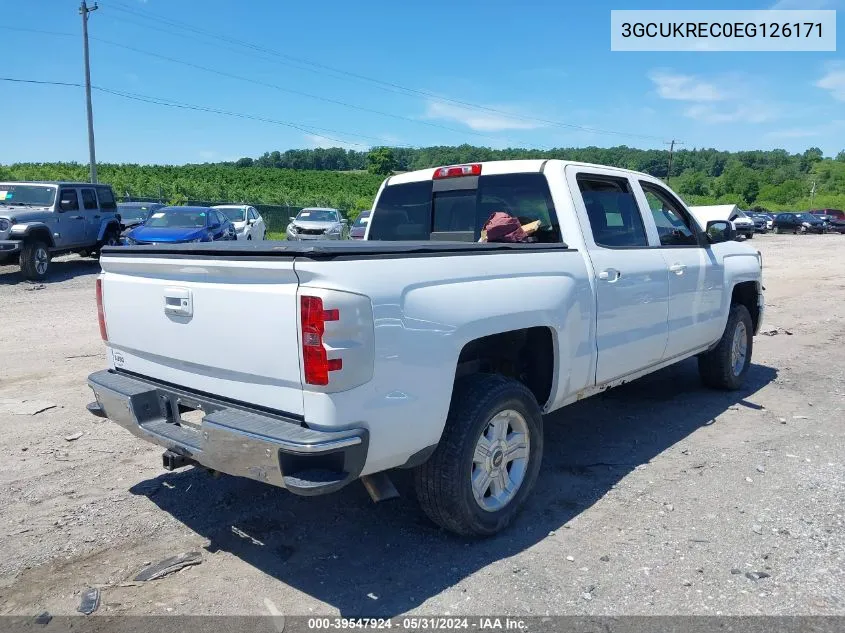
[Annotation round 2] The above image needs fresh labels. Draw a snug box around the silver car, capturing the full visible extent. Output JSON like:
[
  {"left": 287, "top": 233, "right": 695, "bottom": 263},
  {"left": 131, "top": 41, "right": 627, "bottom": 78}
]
[{"left": 286, "top": 208, "right": 348, "bottom": 241}]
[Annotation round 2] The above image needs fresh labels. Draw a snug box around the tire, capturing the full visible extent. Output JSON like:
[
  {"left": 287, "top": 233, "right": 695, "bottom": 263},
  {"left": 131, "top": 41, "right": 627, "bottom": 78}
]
[
  {"left": 20, "top": 240, "right": 51, "bottom": 281},
  {"left": 92, "top": 228, "right": 120, "bottom": 258},
  {"left": 698, "top": 303, "right": 753, "bottom": 391},
  {"left": 746, "top": 233, "right": 753, "bottom": 239},
  {"left": 413, "top": 374, "right": 544, "bottom": 537},
  {"left": 247, "top": 235, "right": 252, "bottom": 241}
]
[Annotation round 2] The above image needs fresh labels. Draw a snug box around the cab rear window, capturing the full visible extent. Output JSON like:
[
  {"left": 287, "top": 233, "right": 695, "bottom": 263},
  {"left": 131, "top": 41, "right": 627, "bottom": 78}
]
[{"left": 368, "top": 173, "right": 562, "bottom": 243}]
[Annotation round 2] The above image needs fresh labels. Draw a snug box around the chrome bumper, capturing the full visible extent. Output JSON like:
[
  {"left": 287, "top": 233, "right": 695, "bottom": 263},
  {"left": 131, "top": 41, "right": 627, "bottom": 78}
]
[{"left": 87, "top": 370, "right": 368, "bottom": 495}]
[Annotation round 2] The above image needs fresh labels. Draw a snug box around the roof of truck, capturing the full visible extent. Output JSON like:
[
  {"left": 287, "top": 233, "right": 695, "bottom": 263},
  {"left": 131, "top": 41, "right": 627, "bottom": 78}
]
[{"left": 386, "top": 159, "right": 653, "bottom": 185}]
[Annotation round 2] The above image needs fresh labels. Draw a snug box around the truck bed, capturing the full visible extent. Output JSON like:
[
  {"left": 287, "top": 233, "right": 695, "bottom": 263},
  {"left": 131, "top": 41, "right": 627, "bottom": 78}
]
[{"left": 101, "top": 240, "right": 573, "bottom": 259}]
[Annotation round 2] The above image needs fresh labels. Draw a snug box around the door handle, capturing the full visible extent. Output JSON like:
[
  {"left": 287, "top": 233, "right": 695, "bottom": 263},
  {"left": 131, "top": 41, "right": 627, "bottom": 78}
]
[
  {"left": 669, "top": 263, "right": 687, "bottom": 275},
  {"left": 93, "top": 214, "right": 100, "bottom": 219},
  {"left": 598, "top": 268, "right": 621, "bottom": 282},
  {"left": 69, "top": 215, "right": 83, "bottom": 220}
]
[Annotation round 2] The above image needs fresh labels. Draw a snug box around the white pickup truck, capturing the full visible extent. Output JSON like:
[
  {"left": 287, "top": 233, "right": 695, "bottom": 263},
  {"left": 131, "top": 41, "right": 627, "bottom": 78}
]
[{"left": 87, "top": 160, "right": 764, "bottom": 536}]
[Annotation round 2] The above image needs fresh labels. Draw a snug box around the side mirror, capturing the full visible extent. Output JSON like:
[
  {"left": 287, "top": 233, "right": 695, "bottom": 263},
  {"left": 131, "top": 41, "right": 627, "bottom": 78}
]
[
  {"left": 706, "top": 220, "right": 735, "bottom": 244},
  {"left": 59, "top": 199, "right": 74, "bottom": 211},
  {"left": 289, "top": 216, "right": 296, "bottom": 222},
  {"left": 210, "top": 222, "right": 221, "bottom": 230},
  {"left": 248, "top": 218, "right": 256, "bottom": 225}
]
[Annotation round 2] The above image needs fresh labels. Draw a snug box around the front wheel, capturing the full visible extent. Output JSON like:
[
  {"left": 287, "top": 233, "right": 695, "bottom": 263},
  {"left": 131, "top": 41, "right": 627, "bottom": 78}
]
[
  {"left": 698, "top": 303, "right": 753, "bottom": 390},
  {"left": 413, "top": 374, "right": 544, "bottom": 536},
  {"left": 20, "top": 240, "right": 51, "bottom": 280}
]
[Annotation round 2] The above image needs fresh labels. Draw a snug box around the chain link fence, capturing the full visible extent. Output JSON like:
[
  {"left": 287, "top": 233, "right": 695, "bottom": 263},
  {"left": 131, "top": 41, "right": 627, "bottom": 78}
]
[{"left": 117, "top": 196, "right": 349, "bottom": 234}]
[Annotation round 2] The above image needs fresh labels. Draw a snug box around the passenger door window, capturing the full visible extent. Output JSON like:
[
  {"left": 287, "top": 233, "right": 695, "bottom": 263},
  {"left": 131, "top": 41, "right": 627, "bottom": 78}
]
[
  {"left": 59, "top": 189, "right": 79, "bottom": 211},
  {"left": 639, "top": 182, "right": 699, "bottom": 247},
  {"left": 576, "top": 175, "right": 648, "bottom": 248}
]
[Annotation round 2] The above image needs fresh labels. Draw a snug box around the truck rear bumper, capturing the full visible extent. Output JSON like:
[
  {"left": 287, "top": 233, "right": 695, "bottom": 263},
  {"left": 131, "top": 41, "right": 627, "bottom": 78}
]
[{"left": 87, "top": 369, "right": 368, "bottom": 496}]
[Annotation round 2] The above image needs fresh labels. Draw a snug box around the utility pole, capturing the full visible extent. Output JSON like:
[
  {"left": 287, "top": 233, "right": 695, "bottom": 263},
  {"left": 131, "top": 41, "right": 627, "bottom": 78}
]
[
  {"left": 810, "top": 181, "right": 816, "bottom": 209},
  {"left": 80, "top": 0, "right": 99, "bottom": 183},
  {"left": 664, "top": 139, "right": 684, "bottom": 182}
]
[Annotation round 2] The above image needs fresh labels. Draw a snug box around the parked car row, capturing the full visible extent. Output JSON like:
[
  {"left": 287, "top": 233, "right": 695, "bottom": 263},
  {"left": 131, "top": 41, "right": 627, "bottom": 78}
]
[{"left": 772, "top": 210, "right": 845, "bottom": 235}]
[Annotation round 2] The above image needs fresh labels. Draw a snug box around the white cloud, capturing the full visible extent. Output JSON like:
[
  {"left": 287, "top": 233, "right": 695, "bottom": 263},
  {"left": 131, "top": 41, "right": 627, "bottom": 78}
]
[
  {"left": 766, "top": 119, "right": 845, "bottom": 139},
  {"left": 683, "top": 103, "right": 778, "bottom": 124},
  {"left": 765, "top": 128, "right": 821, "bottom": 139},
  {"left": 648, "top": 70, "right": 727, "bottom": 102},
  {"left": 198, "top": 150, "right": 217, "bottom": 161},
  {"left": 816, "top": 63, "right": 845, "bottom": 101},
  {"left": 424, "top": 101, "right": 542, "bottom": 132},
  {"left": 304, "top": 134, "right": 363, "bottom": 151}
]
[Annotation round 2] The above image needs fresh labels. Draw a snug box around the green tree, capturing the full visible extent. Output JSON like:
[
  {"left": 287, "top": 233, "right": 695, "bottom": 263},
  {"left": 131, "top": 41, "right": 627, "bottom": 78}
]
[
  {"left": 367, "top": 147, "right": 396, "bottom": 175},
  {"left": 836, "top": 150, "right": 845, "bottom": 162}
]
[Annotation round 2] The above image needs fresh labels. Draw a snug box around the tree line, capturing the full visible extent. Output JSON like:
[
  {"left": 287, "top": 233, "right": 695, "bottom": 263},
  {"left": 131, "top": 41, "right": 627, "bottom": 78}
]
[{"left": 2, "top": 144, "right": 844, "bottom": 211}]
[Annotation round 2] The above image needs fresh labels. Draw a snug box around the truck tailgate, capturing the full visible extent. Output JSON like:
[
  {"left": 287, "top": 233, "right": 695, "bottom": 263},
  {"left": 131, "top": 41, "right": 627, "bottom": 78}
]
[{"left": 98, "top": 254, "right": 304, "bottom": 416}]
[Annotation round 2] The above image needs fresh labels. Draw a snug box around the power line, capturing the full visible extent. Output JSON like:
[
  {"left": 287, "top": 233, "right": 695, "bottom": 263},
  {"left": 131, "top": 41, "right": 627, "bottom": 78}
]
[
  {"left": 0, "top": 24, "right": 540, "bottom": 148},
  {"left": 3, "top": 16, "right": 667, "bottom": 145},
  {"left": 0, "top": 76, "right": 394, "bottom": 148},
  {"left": 101, "top": 0, "right": 666, "bottom": 142},
  {"left": 86, "top": 34, "right": 534, "bottom": 146}
]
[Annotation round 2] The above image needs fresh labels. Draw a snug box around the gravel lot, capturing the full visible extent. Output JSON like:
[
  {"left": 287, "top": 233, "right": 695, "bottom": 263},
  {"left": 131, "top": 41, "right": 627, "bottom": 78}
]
[{"left": 1, "top": 234, "right": 843, "bottom": 618}]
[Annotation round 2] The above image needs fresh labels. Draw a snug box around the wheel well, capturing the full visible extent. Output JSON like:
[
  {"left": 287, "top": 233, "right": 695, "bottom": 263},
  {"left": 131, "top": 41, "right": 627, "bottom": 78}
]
[
  {"left": 24, "top": 227, "right": 54, "bottom": 248},
  {"left": 456, "top": 327, "right": 554, "bottom": 408},
  {"left": 732, "top": 281, "right": 760, "bottom": 332},
  {"left": 102, "top": 220, "right": 120, "bottom": 237}
]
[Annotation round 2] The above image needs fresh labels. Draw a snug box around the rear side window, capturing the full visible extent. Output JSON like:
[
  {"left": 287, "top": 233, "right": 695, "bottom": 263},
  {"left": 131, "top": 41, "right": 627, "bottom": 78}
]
[
  {"left": 577, "top": 175, "right": 647, "bottom": 248},
  {"left": 81, "top": 188, "right": 98, "bottom": 210},
  {"left": 369, "top": 173, "right": 562, "bottom": 242},
  {"left": 97, "top": 187, "right": 116, "bottom": 210}
]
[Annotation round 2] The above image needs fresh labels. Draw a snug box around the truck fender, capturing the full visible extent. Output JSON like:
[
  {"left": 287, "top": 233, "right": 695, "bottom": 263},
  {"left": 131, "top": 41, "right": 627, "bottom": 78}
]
[
  {"left": 10, "top": 222, "right": 55, "bottom": 247},
  {"left": 97, "top": 219, "right": 121, "bottom": 242}
]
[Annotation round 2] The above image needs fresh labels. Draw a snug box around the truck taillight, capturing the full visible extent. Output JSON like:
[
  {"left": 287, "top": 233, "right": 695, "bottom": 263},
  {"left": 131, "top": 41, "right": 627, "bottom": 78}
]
[
  {"left": 300, "top": 295, "right": 341, "bottom": 386},
  {"left": 432, "top": 163, "right": 482, "bottom": 179},
  {"left": 96, "top": 277, "right": 108, "bottom": 341}
]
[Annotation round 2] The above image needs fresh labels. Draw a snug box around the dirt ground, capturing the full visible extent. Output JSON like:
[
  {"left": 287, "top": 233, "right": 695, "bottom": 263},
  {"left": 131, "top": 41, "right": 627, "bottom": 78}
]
[{"left": 1, "top": 233, "right": 843, "bottom": 618}]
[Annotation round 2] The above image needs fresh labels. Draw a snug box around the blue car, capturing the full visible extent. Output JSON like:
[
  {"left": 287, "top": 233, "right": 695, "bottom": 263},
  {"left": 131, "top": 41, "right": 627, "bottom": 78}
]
[{"left": 123, "top": 206, "right": 237, "bottom": 245}]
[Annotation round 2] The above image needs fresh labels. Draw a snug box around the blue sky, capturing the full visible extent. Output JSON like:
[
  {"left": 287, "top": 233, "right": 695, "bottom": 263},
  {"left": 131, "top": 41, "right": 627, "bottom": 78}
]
[{"left": 2, "top": 0, "right": 843, "bottom": 165}]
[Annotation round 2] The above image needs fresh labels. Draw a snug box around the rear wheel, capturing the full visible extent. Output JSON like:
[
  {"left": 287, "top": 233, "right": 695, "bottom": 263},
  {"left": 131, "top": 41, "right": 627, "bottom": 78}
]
[
  {"left": 20, "top": 240, "right": 50, "bottom": 280},
  {"left": 413, "top": 374, "right": 544, "bottom": 536},
  {"left": 698, "top": 303, "right": 753, "bottom": 390}
]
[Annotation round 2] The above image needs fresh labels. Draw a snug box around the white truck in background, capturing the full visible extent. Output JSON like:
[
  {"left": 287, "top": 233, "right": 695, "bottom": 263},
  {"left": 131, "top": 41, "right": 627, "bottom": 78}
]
[
  {"left": 689, "top": 204, "right": 756, "bottom": 240},
  {"left": 87, "top": 160, "right": 764, "bottom": 536}
]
